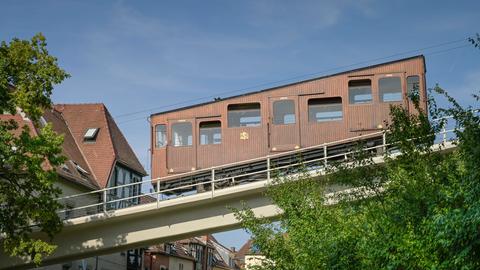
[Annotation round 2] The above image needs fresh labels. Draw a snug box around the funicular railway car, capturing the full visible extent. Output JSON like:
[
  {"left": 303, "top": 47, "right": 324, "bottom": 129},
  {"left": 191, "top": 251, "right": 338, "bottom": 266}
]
[{"left": 150, "top": 55, "right": 427, "bottom": 193}]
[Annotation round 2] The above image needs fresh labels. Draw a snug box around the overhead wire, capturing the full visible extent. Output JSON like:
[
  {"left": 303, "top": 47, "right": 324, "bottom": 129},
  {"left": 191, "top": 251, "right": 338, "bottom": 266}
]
[{"left": 116, "top": 37, "right": 471, "bottom": 125}]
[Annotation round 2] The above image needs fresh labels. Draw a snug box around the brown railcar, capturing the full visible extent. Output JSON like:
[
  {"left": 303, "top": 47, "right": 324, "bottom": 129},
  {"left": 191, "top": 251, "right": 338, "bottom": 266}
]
[{"left": 150, "top": 55, "right": 427, "bottom": 181}]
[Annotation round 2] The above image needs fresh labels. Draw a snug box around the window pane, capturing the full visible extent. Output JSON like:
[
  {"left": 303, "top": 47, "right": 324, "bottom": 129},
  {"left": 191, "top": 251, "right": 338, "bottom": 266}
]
[
  {"left": 199, "top": 121, "right": 222, "bottom": 145},
  {"left": 228, "top": 103, "right": 261, "bottom": 127},
  {"left": 155, "top": 124, "right": 167, "bottom": 147},
  {"left": 273, "top": 100, "right": 296, "bottom": 125},
  {"left": 407, "top": 75, "right": 420, "bottom": 99},
  {"left": 172, "top": 122, "right": 192, "bottom": 147},
  {"left": 308, "top": 97, "right": 343, "bottom": 122},
  {"left": 349, "top": 80, "right": 372, "bottom": 104},
  {"left": 379, "top": 77, "right": 402, "bottom": 102}
]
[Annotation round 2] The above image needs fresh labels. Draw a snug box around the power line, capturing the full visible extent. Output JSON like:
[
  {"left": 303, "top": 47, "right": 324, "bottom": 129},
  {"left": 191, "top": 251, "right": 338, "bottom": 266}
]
[
  {"left": 116, "top": 37, "right": 471, "bottom": 125},
  {"left": 424, "top": 44, "right": 470, "bottom": 56}
]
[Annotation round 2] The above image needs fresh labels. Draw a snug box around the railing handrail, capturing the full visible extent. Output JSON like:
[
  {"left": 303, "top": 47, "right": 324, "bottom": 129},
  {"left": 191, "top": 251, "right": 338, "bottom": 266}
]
[
  {"left": 156, "top": 130, "right": 386, "bottom": 182},
  {"left": 56, "top": 130, "right": 386, "bottom": 201},
  {"left": 58, "top": 128, "right": 458, "bottom": 218},
  {"left": 57, "top": 111, "right": 476, "bottom": 219}
]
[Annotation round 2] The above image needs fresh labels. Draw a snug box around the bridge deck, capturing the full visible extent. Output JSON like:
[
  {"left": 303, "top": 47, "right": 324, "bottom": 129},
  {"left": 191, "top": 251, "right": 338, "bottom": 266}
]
[
  {"left": 58, "top": 131, "right": 387, "bottom": 219},
  {"left": 0, "top": 137, "right": 457, "bottom": 269}
]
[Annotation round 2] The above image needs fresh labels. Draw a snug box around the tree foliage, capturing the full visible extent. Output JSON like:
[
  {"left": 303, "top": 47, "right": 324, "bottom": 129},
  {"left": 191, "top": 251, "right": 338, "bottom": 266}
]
[
  {"left": 468, "top": 33, "right": 480, "bottom": 49},
  {"left": 0, "top": 33, "right": 69, "bottom": 264},
  {"left": 234, "top": 47, "right": 480, "bottom": 269}
]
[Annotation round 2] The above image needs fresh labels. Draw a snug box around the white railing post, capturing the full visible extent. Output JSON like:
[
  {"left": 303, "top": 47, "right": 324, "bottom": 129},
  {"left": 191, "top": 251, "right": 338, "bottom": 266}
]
[
  {"left": 103, "top": 190, "right": 107, "bottom": 214},
  {"left": 267, "top": 157, "right": 271, "bottom": 183},
  {"left": 211, "top": 169, "right": 215, "bottom": 198},
  {"left": 442, "top": 125, "right": 447, "bottom": 143},
  {"left": 382, "top": 131, "right": 387, "bottom": 154},
  {"left": 156, "top": 179, "right": 161, "bottom": 208},
  {"left": 323, "top": 145, "right": 328, "bottom": 167}
]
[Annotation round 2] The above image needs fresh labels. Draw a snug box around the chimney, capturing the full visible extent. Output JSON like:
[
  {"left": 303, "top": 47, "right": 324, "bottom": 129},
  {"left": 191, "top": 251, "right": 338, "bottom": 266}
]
[{"left": 231, "top": 247, "right": 236, "bottom": 253}]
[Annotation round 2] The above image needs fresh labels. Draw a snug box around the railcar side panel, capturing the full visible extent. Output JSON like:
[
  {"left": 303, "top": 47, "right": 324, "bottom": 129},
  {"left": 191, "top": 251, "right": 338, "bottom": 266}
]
[{"left": 150, "top": 56, "right": 427, "bottom": 180}]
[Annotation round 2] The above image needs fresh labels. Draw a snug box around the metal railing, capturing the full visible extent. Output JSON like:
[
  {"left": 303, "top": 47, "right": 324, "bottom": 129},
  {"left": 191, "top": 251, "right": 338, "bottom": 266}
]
[{"left": 57, "top": 114, "right": 468, "bottom": 220}]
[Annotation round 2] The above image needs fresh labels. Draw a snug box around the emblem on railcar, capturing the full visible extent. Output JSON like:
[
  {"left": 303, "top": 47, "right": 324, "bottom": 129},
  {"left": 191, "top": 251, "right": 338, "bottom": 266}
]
[{"left": 240, "top": 131, "right": 249, "bottom": 140}]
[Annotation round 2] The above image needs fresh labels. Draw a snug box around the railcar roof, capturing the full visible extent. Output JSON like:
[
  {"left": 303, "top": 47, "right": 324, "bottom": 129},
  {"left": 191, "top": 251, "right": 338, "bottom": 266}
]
[{"left": 150, "top": 55, "right": 425, "bottom": 117}]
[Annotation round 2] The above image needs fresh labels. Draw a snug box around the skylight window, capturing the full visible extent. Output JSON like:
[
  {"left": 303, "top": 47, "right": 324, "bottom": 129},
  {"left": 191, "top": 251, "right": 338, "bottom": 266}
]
[
  {"left": 60, "top": 163, "right": 71, "bottom": 173},
  {"left": 84, "top": 128, "right": 99, "bottom": 141}
]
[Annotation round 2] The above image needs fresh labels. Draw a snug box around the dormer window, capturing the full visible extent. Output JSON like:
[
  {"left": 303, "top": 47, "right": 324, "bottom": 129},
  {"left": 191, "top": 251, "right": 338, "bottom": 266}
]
[
  {"left": 60, "top": 163, "right": 71, "bottom": 173},
  {"left": 84, "top": 128, "right": 99, "bottom": 142},
  {"left": 72, "top": 161, "right": 89, "bottom": 178}
]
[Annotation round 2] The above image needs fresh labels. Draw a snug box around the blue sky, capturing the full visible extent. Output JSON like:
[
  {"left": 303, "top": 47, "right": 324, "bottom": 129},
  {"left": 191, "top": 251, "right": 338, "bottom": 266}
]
[{"left": 1, "top": 0, "right": 479, "bottom": 249}]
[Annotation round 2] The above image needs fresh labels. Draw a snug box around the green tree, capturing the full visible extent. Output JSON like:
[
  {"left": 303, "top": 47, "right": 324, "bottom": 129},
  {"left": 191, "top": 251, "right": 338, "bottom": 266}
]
[
  {"left": 0, "top": 33, "right": 69, "bottom": 264},
  {"left": 468, "top": 33, "right": 480, "bottom": 48},
  {"left": 234, "top": 46, "right": 480, "bottom": 269}
]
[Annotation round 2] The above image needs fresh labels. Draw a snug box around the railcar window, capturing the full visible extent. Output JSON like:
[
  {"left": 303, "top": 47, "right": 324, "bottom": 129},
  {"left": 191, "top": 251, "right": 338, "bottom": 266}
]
[
  {"left": 407, "top": 75, "right": 420, "bottom": 100},
  {"left": 379, "top": 77, "right": 402, "bottom": 102},
  {"left": 199, "top": 121, "right": 222, "bottom": 145},
  {"left": 308, "top": 97, "right": 343, "bottom": 122},
  {"left": 273, "top": 100, "right": 296, "bottom": 125},
  {"left": 155, "top": 124, "right": 167, "bottom": 148},
  {"left": 172, "top": 122, "right": 193, "bottom": 147},
  {"left": 227, "top": 103, "right": 261, "bottom": 127},
  {"left": 349, "top": 79, "right": 372, "bottom": 104}
]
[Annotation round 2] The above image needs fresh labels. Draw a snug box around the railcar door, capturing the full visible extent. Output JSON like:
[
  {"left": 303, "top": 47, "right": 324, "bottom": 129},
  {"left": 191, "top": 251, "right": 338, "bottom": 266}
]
[
  {"left": 406, "top": 74, "right": 422, "bottom": 114},
  {"left": 347, "top": 76, "right": 378, "bottom": 133},
  {"left": 166, "top": 119, "right": 197, "bottom": 173},
  {"left": 375, "top": 73, "right": 405, "bottom": 127},
  {"left": 196, "top": 117, "right": 223, "bottom": 169},
  {"left": 299, "top": 94, "right": 345, "bottom": 147},
  {"left": 268, "top": 96, "right": 300, "bottom": 152}
]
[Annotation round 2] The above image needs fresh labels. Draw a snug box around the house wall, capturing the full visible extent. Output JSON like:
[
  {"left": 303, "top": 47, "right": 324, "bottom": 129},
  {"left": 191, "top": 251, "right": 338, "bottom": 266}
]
[
  {"left": 151, "top": 57, "right": 426, "bottom": 180},
  {"left": 143, "top": 253, "right": 169, "bottom": 270},
  {"left": 107, "top": 163, "right": 143, "bottom": 209},
  {"left": 169, "top": 256, "right": 194, "bottom": 270},
  {"left": 244, "top": 255, "right": 266, "bottom": 270},
  {"left": 36, "top": 181, "right": 128, "bottom": 270},
  {"left": 55, "top": 180, "right": 100, "bottom": 219},
  {"left": 211, "top": 241, "right": 235, "bottom": 269}
]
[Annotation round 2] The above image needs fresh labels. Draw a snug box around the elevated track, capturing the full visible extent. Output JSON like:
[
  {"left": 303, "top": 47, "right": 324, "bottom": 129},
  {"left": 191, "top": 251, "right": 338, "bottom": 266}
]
[{"left": 0, "top": 124, "right": 459, "bottom": 269}]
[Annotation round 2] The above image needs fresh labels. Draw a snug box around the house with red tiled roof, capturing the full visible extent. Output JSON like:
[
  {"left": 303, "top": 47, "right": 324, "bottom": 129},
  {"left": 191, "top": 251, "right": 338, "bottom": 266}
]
[
  {"left": 144, "top": 235, "right": 238, "bottom": 270},
  {"left": 144, "top": 242, "right": 196, "bottom": 270},
  {"left": 234, "top": 239, "right": 264, "bottom": 270},
  {"left": 52, "top": 103, "right": 147, "bottom": 188},
  {"left": 2, "top": 104, "right": 147, "bottom": 270},
  {"left": 41, "top": 104, "right": 147, "bottom": 270}
]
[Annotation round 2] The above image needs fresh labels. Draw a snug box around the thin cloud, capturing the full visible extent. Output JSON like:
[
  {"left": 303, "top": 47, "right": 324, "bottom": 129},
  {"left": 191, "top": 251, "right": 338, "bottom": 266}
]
[
  {"left": 461, "top": 70, "right": 480, "bottom": 97},
  {"left": 80, "top": 1, "right": 286, "bottom": 88},
  {"left": 247, "top": 0, "right": 377, "bottom": 31}
]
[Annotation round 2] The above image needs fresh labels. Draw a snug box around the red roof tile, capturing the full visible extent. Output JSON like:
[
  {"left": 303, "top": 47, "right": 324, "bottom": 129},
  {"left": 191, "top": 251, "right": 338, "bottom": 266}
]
[
  {"left": 42, "top": 109, "right": 100, "bottom": 190},
  {"left": 2, "top": 99, "right": 145, "bottom": 191},
  {"left": 234, "top": 239, "right": 255, "bottom": 269},
  {"left": 54, "top": 104, "right": 146, "bottom": 188},
  {"left": 104, "top": 108, "right": 147, "bottom": 177}
]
